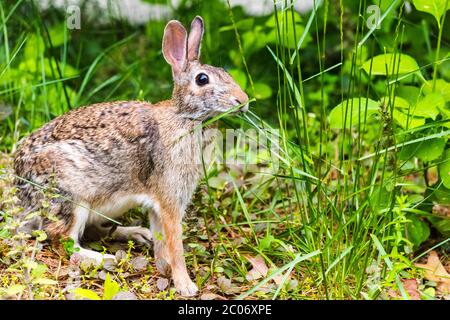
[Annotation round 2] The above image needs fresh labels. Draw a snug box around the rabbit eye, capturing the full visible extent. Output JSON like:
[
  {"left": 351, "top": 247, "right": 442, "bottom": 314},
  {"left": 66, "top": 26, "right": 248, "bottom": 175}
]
[{"left": 195, "top": 73, "right": 209, "bottom": 86}]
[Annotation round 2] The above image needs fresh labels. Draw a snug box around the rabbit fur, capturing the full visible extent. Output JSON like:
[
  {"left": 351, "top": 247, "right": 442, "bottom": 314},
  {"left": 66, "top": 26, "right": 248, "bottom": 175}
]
[{"left": 13, "top": 16, "right": 249, "bottom": 296}]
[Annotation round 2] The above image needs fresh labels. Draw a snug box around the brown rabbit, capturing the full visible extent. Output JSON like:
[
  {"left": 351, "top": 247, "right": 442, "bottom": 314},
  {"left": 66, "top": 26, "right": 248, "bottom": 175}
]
[{"left": 13, "top": 16, "right": 249, "bottom": 296}]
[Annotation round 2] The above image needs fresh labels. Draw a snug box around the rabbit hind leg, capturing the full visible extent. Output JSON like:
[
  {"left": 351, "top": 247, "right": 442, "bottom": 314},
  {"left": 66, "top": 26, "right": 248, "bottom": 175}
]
[{"left": 68, "top": 204, "right": 115, "bottom": 264}]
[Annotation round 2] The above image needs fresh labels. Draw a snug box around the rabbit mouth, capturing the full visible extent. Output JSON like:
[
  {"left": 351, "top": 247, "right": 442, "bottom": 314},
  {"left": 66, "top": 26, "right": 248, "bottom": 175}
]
[
  {"left": 231, "top": 98, "right": 249, "bottom": 113},
  {"left": 238, "top": 104, "right": 249, "bottom": 112}
]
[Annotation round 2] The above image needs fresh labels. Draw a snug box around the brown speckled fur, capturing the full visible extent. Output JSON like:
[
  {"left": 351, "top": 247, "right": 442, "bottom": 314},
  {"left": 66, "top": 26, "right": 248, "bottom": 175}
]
[{"left": 13, "top": 16, "right": 248, "bottom": 297}]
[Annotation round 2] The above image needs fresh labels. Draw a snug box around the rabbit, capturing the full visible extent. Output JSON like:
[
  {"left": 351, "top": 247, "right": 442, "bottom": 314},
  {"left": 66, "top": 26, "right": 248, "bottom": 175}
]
[{"left": 13, "top": 16, "right": 249, "bottom": 297}]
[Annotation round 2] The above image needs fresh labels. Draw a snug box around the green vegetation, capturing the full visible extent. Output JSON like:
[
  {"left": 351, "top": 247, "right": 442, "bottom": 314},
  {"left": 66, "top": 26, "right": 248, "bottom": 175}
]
[{"left": 0, "top": 0, "right": 449, "bottom": 300}]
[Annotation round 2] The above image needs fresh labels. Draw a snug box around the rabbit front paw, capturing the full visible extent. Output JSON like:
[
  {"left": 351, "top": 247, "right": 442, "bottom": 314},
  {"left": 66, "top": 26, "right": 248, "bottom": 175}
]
[{"left": 174, "top": 278, "right": 199, "bottom": 297}]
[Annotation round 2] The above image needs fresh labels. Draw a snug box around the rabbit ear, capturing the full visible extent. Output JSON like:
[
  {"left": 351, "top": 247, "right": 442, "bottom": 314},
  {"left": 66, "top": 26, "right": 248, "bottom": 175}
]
[
  {"left": 163, "top": 20, "right": 188, "bottom": 76},
  {"left": 187, "top": 16, "right": 204, "bottom": 61}
]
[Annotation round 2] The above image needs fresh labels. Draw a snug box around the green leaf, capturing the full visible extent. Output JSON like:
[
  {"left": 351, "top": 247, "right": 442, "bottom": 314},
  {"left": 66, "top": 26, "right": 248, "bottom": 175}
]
[
  {"left": 415, "top": 138, "right": 446, "bottom": 162},
  {"left": 412, "top": 0, "right": 450, "bottom": 26},
  {"left": 396, "top": 86, "right": 421, "bottom": 106},
  {"left": 393, "top": 109, "right": 425, "bottom": 129},
  {"left": 103, "top": 273, "right": 121, "bottom": 300},
  {"left": 31, "top": 263, "right": 48, "bottom": 279},
  {"left": 5, "top": 285, "right": 25, "bottom": 296},
  {"left": 0, "top": 228, "right": 11, "bottom": 239},
  {"left": 387, "top": 96, "right": 425, "bottom": 129},
  {"left": 405, "top": 214, "right": 430, "bottom": 248},
  {"left": 369, "top": 186, "right": 391, "bottom": 213},
  {"left": 362, "top": 53, "right": 420, "bottom": 76},
  {"left": 18, "top": 58, "right": 78, "bottom": 78},
  {"left": 439, "top": 149, "right": 450, "bottom": 189},
  {"left": 438, "top": 105, "right": 450, "bottom": 129},
  {"left": 427, "top": 216, "right": 450, "bottom": 237},
  {"left": 259, "top": 234, "right": 275, "bottom": 251},
  {"left": 253, "top": 82, "right": 272, "bottom": 100},
  {"left": 329, "top": 98, "right": 379, "bottom": 129},
  {"left": 412, "top": 93, "right": 444, "bottom": 119},
  {"left": 24, "top": 24, "right": 69, "bottom": 59},
  {"left": 74, "top": 288, "right": 101, "bottom": 300},
  {"left": 228, "top": 69, "right": 247, "bottom": 90},
  {"left": 32, "top": 230, "right": 47, "bottom": 242},
  {"left": 422, "top": 79, "right": 450, "bottom": 102}
]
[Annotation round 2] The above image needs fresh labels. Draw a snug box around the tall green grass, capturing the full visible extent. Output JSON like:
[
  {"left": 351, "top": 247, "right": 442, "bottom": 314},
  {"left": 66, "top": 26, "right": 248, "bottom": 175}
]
[
  {"left": 0, "top": 0, "right": 448, "bottom": 300},
  {"left": 219, "top": 0, "right": 449, "bottom": 299}
]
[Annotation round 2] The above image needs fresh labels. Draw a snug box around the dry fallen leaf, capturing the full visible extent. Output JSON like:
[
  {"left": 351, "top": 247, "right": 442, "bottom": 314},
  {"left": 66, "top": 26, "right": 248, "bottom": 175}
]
[
  {"left": 112, "top": 291, "right": 137, "bottom": 300},
  {"left": 155, "top": 258, "right": 171, "bottom": 277},
  {"left": 156, "top": 278, "right": 169, "bottom": 291},
  {"left": 402, "top": 279, "right": 420, "bottom": 300},
  {"left": 217, "top": 276, "right": 232, "bottom": 293},
  {"left": 415, "top": 251, "right": 450, "bottom": 294},
  {"left": 200, "top": 292, "right": 225, "bottom": 300},
  {"left": 245, "top": 255, "right": 268, "bottom": 282},
  {"left": 130, "top": 256, "right": 148, "bottom": 271}
]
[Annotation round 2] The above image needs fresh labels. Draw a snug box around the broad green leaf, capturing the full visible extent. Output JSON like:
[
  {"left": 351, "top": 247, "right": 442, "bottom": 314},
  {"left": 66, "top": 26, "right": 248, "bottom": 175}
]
[
  {"left": 103, "top": 273, "right": 121, "bottom": 300},
  {"left": 430, "top": 218, "right": 450, "bottom": 237},
  {"left": 384, "top": 96, "right": 426, "bottom": 128},
  {"left": 24, "top": 24, "right": 69, "bottom": 58},
  {"left": 74, "top": 288, "right": 101, "bottom": 300},
  {"left": 405, "top": 214, "right": 430, "bottom": 248},
  {"left": 329, "top": 98, "right": 379, "bottom": 129},
  {"left": 228, "top": 69, "right": 247, "bottom": 89},
  {"left": 438, "top": 106, "right": 450, "bottom": 129},
  {"left": 362, "top": 53, "right": 420, "bottom": 76},
  {"left": 18, "top": 58, "right": 78, "bottom": 78},
  {"left": 422, "top": 79, "right": 450, "bottom": 102},
  {"left": 388, "top": 96, "right": 410, "bottom": 109},
  {"left": 412, "top": 93, "right": 444, "bottom": 119},
  {"left": 369, "top": 185, "right": 391, "bottom": 213},
  {"left": 242, "top": 28, "right": 268, "bottom": 54},
  {"left": 393, "top": 109, "right": 425, "bottom": 129},
  {"left": 396, "top": 86, "right": 421, "bottom": 106},
  {"left": 415, "top": 138, "right": 446, "bottom": 162},
  {"left": 412, "top": 0, "right": 450, "bottom": 26},
  {"left": 253, "top": 82, "right": 272, "bottom": 100},
  {"left": 439, "top": 149, "right": 450, "bottom": 189}
]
